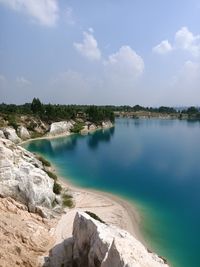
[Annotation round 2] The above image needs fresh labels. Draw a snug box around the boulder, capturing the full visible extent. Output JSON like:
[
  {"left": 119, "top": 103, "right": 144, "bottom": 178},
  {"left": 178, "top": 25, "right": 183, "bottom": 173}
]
[
  {"left": 70, "top": 212, "right": 169, "bottom": 267},
  {"left": 47, "top": 121, "right": 74, "bottom": 137},
  {"left": 3, "top": 127, "right": 21, "bottom": 143},
  {"left": 0, "top": 138, "right": 56, "bottom": 216},
  {"left": 17, "top": 126, "right": 30, "bottom": 140}
]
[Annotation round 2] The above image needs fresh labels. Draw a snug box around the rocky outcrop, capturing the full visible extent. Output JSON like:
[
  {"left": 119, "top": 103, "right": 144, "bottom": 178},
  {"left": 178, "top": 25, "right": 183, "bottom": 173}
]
[
  {"left": 0, "top": 196, "right": 55, "bottom": 267},
  {"left": 0, "top": 138, "right": 56, "bottom": 217},
  {"left": 59, "top": 212, "right": 169, "bottom": 267},
  {"left": 2, "top": 127, "right": 21, "bottom": 143},
  {"left": 17, "top": 125, "right": 30, "bottom": 140},
  {"left": 0, "top": 129, "right": 5, "bottom": 138},
  {"left": 102, "top": 120, "right": 113, "bottom": 129},
  {"left": 47, "top": 121, "right": 74, "bottom": 137}
]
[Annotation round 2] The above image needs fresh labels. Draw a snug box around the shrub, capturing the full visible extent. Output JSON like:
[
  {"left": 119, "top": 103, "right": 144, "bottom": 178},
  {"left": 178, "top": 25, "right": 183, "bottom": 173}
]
[
  {"left": 85, "top": 211, "right": 105, "bottom": 224},
  {"left": 37, "top": 156, "right": 51, "bottom": 167},
  {"left": 45, "top": 170, "right": 57, "bottom": 181},
  {"left": 62, "top": 193, "right": 74, "bottom": 208},
  {"left": 71, "top": 122, "right": 84, "bottom": 133},
  {"left": 53, "top": 182, "right": 62, "bottom": 194}
]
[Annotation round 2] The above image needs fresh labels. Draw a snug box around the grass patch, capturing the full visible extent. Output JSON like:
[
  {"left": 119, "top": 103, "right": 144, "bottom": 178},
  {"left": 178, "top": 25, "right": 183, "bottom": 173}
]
[
  {"left": 85, "top": 211, "right": 105, "bottom": 224},
  {"left": 30, "top": 132, "right": 44, "bottom": 139},
  {"left": 62, "top": 193, "right": 74, "bottom": 208},
  {"left": 53, "top": 181, "right": 62, "bottom": 195},
  {"left": 45, "top": 170, "right": 57, "bottom": 181},
  {"left": 37, "top": 155, "right": 51, "bottom": 167}
]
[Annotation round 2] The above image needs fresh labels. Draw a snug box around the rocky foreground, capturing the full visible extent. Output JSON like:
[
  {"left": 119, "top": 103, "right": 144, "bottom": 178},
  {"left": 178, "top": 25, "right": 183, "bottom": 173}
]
[{"left": 0, "top": 138, "right": 170, "bottom": 267}]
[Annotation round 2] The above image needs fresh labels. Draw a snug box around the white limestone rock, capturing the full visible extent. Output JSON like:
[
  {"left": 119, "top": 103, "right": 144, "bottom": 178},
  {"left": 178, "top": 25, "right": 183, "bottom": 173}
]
[
  {"left": 47, "top": 121, "right": 74, "bottom": 137},
  {"left": 71, "top": 212, "right": 169, "bottom": 267},
  {"left": 88, "top": 124, "right": 97, "bottom": 131},
  {"left": 80, "top": 125, "right": 89, "bottom": 135},
  {"left": 102, "top": 120, "right": 113, "bottom": 128},
  {"left": 0, "top": 138, "right": 56, "bottom": 216},
  {"left": 17, "top": 126, "right": 30, "bottom": 140},
  {"left": 0, "top": 130, "right": 5, "bottom": 138},
  {"left": 2, "top": 127, "right": 21, "bottom": 143}
]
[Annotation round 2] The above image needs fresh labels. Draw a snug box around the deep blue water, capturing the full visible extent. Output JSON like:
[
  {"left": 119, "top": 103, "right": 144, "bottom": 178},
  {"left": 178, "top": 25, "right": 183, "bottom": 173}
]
[{"left": 24, "top": 118, "right": 200, "bottom": 267}]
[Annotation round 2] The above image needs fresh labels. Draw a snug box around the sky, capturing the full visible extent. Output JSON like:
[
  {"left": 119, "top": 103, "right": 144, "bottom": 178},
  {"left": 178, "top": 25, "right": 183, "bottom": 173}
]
[{"left": 0, "top": 0, "right": 200, "bottom": 106}]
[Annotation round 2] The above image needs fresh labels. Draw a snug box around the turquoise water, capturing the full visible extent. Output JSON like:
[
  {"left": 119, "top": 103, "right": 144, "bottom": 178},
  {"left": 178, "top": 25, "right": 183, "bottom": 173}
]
[{"left": 24, "top": 118, "right": 200, "bottom": 267}]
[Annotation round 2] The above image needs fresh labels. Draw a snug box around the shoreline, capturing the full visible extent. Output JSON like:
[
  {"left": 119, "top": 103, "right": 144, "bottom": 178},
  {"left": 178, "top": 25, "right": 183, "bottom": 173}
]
[{"left": 20, "top": 128, "right": 146, "bottom": 246}]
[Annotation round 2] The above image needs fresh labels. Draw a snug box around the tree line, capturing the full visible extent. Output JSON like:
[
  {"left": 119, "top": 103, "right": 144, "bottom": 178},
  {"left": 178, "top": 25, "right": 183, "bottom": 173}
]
[{"left": 0, "top": 99, "right": 199, "bottom": 121}]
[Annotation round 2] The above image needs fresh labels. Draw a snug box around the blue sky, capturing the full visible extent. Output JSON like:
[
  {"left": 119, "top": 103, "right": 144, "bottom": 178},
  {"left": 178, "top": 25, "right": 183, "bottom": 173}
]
[{"left": 0, "top": 0, "right": 200, "bottom": 106}]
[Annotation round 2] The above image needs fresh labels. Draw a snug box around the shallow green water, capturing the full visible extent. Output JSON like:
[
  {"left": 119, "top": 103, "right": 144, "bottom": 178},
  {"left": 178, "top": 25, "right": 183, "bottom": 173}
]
[{"left": 24, "top": 118, "right": 200, "bottom": 267}]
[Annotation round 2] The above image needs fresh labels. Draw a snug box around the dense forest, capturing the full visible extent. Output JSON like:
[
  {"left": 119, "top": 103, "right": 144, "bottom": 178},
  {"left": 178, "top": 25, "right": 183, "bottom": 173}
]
[{"left": 0, "top": 98, "right": 200, "bottom": 122}]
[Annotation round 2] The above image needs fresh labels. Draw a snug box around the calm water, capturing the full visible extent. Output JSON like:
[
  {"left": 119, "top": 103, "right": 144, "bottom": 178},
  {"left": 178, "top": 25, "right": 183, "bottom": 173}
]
[{"left": 24, "top": 118, "right": 200, "bottom": 267}]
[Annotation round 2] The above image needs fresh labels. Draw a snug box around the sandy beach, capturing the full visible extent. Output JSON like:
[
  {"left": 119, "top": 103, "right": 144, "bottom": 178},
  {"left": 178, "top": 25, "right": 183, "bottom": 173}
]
[
  {"left": 20, "top": 134, "right": 145, "bottom": 250},
  {"left": 51, "top": 168, "right": 145, "bottom": 249}
]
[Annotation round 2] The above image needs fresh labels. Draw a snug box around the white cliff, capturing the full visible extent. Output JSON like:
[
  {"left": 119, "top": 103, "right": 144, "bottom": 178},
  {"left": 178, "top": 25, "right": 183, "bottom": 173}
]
[
  {"left": 2, "top": 127, "right": 21, "bottom": 143},
  {"left": 0, "top": 138, "right": 56, "bottom": 217},
  {"left": 102, "top": 120, "right": 113, "bottom": 128},
  {"left": 47, "top": 121, "right": 74, "bottom": 137},
  {"left": 65, "top": 212, "right": 169, "bottom": 267},
  {"left": 17, "top": 125, "right": 30, "bottom": 140}
]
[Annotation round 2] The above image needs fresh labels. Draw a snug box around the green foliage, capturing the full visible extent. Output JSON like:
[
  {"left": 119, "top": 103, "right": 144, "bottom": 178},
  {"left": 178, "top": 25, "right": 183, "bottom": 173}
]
[
  {"left": 45, "top": 170, "right": 57, "bottom": 181},
  {"left": 31, "top": 98, "right": 43, "bottom": 114},
  {"left": 53, "top": 182, "right": 62, "bottom": 194},
  {"left": 71, "top": 122, "right": 84, "bottom": 133},
  {"left": 7, "top": 114, "right": 18, "bottom": 130},
  {"left": 62, "top": 193, "right": 74, "bottom": 208},
  {"left": 85, "top": 211, "right": 105, "bottom": 224},
  {"left": 37, "top": 155, "right": 51, "bottom": 167},
  {"left": 86, "top": 106, "right": 115, "bottom": 123}
]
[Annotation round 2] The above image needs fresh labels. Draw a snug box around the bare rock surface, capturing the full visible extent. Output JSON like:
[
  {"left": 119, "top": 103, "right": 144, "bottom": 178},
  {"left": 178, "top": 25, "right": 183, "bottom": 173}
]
[
  {"left": 47, "top": 121, "right": 74, "bottom": 137},
  {"left": 71, "top": 212, "right": 169, "bottom": 267},
  {"left": 17, "top": 125, "right": 30, "bottom": 140},
  {"left": 2, "top": 127, "right": 21, "bottom": 143},
  {"left": 0, "top": 138, "right": 56, "bottom": 216},
  {"left": 0, "top": 196, "right": 56, "bottom": 267}
]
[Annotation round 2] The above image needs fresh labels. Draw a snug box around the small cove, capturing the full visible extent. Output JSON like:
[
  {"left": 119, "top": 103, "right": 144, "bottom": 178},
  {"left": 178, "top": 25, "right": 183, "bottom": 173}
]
[{"left": 24, "top": 118, "right": 200, "bottom": 267}]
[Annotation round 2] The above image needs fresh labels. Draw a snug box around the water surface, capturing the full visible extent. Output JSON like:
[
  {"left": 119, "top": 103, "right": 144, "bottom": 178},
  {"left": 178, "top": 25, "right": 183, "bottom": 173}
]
[{"left": 24, "top": 118, "right": 200, "bottom": 267}]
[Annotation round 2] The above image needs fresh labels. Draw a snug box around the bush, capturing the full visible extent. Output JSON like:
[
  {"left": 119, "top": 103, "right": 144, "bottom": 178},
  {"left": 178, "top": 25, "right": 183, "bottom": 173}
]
[
  {"left": 45, "top": 170, "right": 57, "bottom": 181},
  {"left": 85, "top": 211, "right": 105, "bottom": 224},
  {"left": 53, "top": 182, "right": 62, "bottom": 194},
  {"left": 62, "top": 193, "right": 74, "bottom": 208},
  {"left": 7, "top": 115, "right": 18, "bottom": 130},
  {"left": 71, "top": 122, "right": 84, "bottom": 133},
  {"left": 37, "top": 156, "right": 51, "bottom": 167}
]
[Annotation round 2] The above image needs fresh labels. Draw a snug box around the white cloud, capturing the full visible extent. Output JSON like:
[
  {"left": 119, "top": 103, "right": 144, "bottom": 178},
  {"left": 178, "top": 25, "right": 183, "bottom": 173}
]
[
  {"left": 0, "top": 0, "right": 59, "bottom": 26},
  {"left": 74, "top": 31, "right": 101, "bottom": 61},
  {"left": 16, "top": 76, "right": 31, "bottom": 86},
  {"left": 104, "top": 46, "right": 144, "bottom": 83},
  {"left": 167, "top": 60, "right": 200, "bottom": 105},
  {"left": 65, "top": 7, "right": 75, "bottom": 25},
  {"left": 175, "top": 27, "right": 200, "bottom": 57},
  {"left": 153, "top": 27, "right": 200, "bottom": 57},
  {"left": 153, "top": 40, "right": 173, "bottom": 54}
]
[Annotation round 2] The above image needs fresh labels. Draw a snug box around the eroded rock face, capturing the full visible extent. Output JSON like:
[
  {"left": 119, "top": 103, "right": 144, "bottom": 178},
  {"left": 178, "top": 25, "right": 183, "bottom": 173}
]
[
  {"left": 0, "top": 138, "right": 56, "bottom": 216},
  {"left": 71, "top": 212, "right": 169, "bottom": 267},
  {"left": 47, "top": 121, "right": 74, "bottom": 137},
  {"left": 0, "top": 129, "right": 5, "bottom": 138},
  {"left": 102, "top": 120, "right": 113, "bottom": 129},
  {"left": 2, "top": 127, "right": 21, "bottom": 143},
  {"left": 0, "top": 196, "right": 55, "bottom": 267},
  {"left": 17, "top": 125, "right": 30, "bottom": 140}
]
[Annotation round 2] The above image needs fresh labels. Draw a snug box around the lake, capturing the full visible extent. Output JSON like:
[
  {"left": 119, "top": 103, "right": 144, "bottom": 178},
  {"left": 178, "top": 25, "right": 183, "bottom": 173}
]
[{"left": 24, "top": 118, "right": 200, "bottom": 267}]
